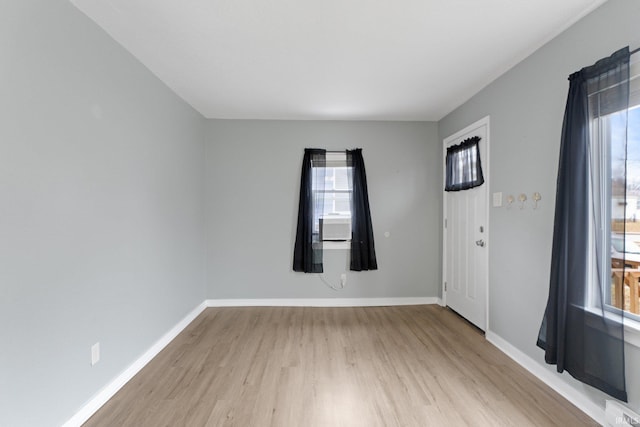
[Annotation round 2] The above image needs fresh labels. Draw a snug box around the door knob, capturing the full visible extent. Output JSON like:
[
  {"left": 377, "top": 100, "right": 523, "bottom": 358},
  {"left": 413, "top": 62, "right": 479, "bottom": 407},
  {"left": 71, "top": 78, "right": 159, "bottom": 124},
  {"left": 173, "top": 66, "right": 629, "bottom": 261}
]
[{"left": 475, "top": 239, "right": 485, "bottom": 247}]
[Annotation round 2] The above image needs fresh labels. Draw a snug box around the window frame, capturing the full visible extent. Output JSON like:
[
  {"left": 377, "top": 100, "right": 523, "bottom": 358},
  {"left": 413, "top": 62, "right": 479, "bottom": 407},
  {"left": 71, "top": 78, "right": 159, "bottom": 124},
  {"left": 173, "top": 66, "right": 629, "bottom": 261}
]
[
  {"left": 312, "top": 152, "right": 353, "bottom": 250},
  {"left": 317, "top": 166, "right": 352, "bottom": 216},
  {"left": 587, "top": 51, "right": 640, "bottom": 347}
]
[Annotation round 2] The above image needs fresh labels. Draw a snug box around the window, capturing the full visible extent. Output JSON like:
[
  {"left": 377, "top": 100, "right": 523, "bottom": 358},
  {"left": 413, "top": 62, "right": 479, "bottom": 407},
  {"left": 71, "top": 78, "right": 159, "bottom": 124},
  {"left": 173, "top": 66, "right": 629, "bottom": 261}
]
[
  {"left": 444, "top": 136, "right": 485, "bottom": 191},
  {"left": 590, "top": 51, "right": 640, "bottom": 323},
  {"left": 312, "top": 152, "right": 352, "bottom": 245},
  {"left": 293, "top": 148, "right": 377, "bottom": 272}
]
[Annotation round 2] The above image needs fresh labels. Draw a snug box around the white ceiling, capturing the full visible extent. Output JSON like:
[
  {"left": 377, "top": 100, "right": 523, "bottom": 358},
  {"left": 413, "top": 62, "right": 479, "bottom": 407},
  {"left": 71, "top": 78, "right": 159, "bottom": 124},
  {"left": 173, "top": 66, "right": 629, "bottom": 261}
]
[{"left": 71, "top": 0, "right": 606, "bottom": 121}]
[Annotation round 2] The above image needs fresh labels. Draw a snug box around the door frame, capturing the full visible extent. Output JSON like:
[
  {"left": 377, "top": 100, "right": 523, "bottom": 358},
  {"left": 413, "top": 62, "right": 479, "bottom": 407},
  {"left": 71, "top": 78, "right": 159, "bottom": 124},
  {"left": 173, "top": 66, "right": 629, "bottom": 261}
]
[{"left": 442, "top": 115, "right": 490, "bottom": 331}]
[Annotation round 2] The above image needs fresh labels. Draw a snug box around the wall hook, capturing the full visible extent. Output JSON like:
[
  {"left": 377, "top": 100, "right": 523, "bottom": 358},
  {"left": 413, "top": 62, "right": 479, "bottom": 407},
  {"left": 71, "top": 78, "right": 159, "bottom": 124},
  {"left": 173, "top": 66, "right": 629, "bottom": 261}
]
[
  {"left": 532, "top": 192, "right": 542, "bottom": 209},
  {"left": 518, "top": 193, "right": 527, "bottom": 209},
  {"left": 506, "top": 195, "right": 515, "bottom": 209}
]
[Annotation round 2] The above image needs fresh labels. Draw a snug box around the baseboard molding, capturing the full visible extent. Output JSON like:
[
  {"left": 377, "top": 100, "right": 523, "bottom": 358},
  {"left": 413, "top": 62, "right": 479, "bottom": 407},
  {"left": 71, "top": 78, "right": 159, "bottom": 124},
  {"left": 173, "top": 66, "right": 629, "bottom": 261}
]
[
  {"left": 205, "top": 297, "right": 441, "bottom": 307},
  {"left": 62, "top": 301, "right": 208, "bottom": 427},
  {"left": 485, "top": 330, "right": 605, "bottom": 425},
  {"left": 62, "top": 297, "right": 440, "bottom": 426}
]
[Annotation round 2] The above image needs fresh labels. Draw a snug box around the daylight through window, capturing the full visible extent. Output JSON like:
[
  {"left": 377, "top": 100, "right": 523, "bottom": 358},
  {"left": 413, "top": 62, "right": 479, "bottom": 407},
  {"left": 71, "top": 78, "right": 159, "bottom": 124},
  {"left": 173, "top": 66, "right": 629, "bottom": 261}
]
[
  {"left": 591, "top": 51, "right": 640, "bottom": 320},
  {"left": 312, "top": 153, "right": 353, "bottom": 242}
]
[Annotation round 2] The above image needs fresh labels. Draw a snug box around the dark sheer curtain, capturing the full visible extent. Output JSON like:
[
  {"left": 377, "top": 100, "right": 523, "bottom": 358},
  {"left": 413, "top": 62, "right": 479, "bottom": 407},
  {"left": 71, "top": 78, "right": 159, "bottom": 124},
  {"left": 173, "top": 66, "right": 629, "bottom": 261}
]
[
  {"left": 347, "top": 149, "right": 377, "bottom": 271},
  {"left": 537, "top": 47, "right": 629, "bottom": 401},
  {"left": 445, "top": 136, "right": 484, "bottom": 192},
  {"left": 293, "top": 149, "right": 326, "bottom": 273}
]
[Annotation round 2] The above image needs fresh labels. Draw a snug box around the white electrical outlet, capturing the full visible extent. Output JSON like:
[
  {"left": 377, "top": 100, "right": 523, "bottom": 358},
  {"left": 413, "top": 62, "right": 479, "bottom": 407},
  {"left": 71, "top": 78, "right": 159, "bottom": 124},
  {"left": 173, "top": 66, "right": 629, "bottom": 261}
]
[
  {"left": 340, "top": 273, "right": 347, "bottom": 287},
  {"left": 91, "top": 342, "right": 100, "bottom": 366}
]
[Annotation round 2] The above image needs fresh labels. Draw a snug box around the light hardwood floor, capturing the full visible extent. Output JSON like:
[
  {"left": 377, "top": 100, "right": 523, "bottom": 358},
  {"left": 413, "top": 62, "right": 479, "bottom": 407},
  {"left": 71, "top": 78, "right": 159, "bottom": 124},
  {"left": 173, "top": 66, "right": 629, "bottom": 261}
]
[{"left": 84, "top": 305, "right": 597, "bottom": 426}]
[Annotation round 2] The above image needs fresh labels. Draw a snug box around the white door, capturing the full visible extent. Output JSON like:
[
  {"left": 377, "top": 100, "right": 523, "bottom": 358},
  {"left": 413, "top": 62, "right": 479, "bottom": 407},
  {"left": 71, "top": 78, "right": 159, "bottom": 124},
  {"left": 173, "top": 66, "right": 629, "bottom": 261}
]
[{"left": 443, "top": 117, "right": 489, "bottom": 331}]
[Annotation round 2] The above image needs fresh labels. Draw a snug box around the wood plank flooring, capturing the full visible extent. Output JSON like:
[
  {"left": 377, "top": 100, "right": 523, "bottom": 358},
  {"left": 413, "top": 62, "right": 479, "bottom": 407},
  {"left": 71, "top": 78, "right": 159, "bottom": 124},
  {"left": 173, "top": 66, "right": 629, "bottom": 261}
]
[{"left": 84, "top": 305, "right": 597, "bottom": 426}]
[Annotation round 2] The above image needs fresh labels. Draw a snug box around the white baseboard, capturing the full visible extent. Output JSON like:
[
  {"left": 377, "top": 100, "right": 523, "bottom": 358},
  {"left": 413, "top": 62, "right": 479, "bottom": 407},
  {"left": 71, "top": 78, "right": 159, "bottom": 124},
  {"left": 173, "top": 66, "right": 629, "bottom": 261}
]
[
  {"left": 205, "top": 297, "right": 441, "bottom": 307},
  {"left": 62, "top": 297, "right": 440, "bottom": 426},
  {"left": 485, "top": 330, "right": 605, "bottom": 425},
  {"left": 63, "top": 300, "right": 605, "bottom": 426},
  {"left": 61, "top": 301, "right": 208, "bottom": 427}
]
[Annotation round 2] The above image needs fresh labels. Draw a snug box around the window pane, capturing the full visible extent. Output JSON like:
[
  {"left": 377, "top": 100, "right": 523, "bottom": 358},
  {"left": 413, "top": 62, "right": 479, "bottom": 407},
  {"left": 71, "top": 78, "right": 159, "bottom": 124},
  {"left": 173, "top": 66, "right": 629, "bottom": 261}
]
[
  {"left": 605, "top": 107, "right": 640, "bottom": 319},
  {"left": 334, "top": 193, "right": 350, "bottom": 213},
  {"left": 325, "top": 169, "right": 335, "bottom": 186},
  {"left": 334, "top": 167, "right": 350, "bottom": 190},
  {"left": 313, "top": 164, "right": 352, "bottom": 217},
  {"left": 445, "top": 137, "right": 484, "bottom": 191},
  {"left": 311, "top": 158, "right": 353, "bottom": 243},
  {"left": 323, "top": 194, "right": 334, "bottom": 215}
]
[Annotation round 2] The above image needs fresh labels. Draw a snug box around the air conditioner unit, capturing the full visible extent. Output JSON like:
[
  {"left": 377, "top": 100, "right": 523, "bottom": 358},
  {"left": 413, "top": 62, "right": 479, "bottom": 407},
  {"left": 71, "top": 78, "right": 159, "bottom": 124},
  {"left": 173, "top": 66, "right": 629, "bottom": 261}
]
[
  {"left": 605, "top": 400, "right": 640, "bottom": 426},
  {"left": 320, "top": 217, "right": 351, "bottom": 241}
]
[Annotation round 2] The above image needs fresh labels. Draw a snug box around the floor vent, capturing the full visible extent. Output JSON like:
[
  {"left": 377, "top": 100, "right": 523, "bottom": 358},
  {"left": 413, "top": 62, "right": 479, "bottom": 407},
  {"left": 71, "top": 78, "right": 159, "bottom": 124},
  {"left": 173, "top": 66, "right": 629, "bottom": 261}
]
[{"left": 606, "top": 400, "right": 640, "bottom": 426}]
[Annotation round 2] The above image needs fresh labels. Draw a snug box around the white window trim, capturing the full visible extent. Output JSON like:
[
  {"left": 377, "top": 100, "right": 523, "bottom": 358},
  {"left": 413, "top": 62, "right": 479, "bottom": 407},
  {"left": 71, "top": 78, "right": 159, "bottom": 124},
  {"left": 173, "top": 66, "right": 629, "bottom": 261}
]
[
  {"left": 625, "top": 319, "right": 640, "bottom": 348},
  {"left": 618, "top": 54, "right": 640, "bottom": 347},
  {"left": 586, "top": 51, "right": 640, "bottom": 348},
  {"left": 584, "top": 306, "right": 640, "bottom": 349},
  {"left": 322, "top": 241, "right": 350, "bottom": 250},
  {"left": 319, "top": 152, "right": 352, "bottom": 250}
]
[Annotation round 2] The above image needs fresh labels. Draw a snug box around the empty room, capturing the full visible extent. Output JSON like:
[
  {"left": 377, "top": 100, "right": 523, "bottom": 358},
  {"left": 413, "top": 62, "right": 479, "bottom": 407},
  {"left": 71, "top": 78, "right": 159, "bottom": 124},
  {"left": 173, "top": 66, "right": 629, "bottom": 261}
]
[{"left": 3, "top": 0, "right": 640, "bottom": 425}]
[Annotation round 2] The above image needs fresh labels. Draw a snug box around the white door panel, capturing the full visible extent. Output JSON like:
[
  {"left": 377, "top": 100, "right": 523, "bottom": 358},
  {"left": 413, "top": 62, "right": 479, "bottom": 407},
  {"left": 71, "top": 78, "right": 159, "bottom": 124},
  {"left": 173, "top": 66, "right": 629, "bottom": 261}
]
[{"left": 443, "top": 117, "right": 489, "bottom": 331}]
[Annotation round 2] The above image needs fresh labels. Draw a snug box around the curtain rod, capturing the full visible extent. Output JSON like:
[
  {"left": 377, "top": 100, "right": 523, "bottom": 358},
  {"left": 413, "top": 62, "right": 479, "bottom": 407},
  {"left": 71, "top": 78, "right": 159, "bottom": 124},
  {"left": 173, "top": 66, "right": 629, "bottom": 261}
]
[{"left": 631, "top": 47, "right": 640, "bottom": 55}]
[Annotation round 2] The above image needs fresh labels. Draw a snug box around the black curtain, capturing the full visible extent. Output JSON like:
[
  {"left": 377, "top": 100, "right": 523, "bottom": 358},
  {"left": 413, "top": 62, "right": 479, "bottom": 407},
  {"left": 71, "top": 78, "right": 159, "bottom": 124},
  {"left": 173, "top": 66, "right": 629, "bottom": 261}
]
[
  {"left": 537, "top": 47, "right": 629, "bottom": 402},
  {"left": 347, "top": 149, "right": 377, "bottom": 271},
  {"left": 293, "top": 149, "right": 326, "bottom": 273},
  {"left": 445, "top": 136, "right": 484, "bottom": 192}
]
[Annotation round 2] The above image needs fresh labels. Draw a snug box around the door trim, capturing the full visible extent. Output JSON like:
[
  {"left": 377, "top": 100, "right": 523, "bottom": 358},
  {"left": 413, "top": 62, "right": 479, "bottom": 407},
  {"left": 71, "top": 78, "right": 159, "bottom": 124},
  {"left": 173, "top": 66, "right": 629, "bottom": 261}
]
[{"left": 442, "top": 115, "right": 490, "bottom": 331}]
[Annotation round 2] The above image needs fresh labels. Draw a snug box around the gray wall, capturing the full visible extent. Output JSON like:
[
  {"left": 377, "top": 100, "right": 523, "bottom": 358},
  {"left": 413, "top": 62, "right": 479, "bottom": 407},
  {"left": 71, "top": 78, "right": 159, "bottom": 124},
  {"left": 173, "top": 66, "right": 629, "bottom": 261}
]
[
  {"left": 438, "top": 0, "right": 640, "bottom": 412},
  {"left": 0, "top": 1, "right": 206, "bottom": 426},
  {"left": 205, "top": 120, "right": 440, "bottom": 299},
  {"left": 5, "top": 0, "right": 637, "bottom": 424}
]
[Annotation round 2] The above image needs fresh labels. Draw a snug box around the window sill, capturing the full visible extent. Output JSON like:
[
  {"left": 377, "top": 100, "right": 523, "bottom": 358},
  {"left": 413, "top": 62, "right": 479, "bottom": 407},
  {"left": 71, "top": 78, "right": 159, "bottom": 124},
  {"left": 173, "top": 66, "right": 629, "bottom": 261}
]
[
  {"left": 624, "top": 318, "right": 640, "bottom": 349},
  {"left": 322, "top": 241, "right": 350, "bottom": 250},
  {"left": 585, "top": 306, "right": 640, "bottom": 349}
]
